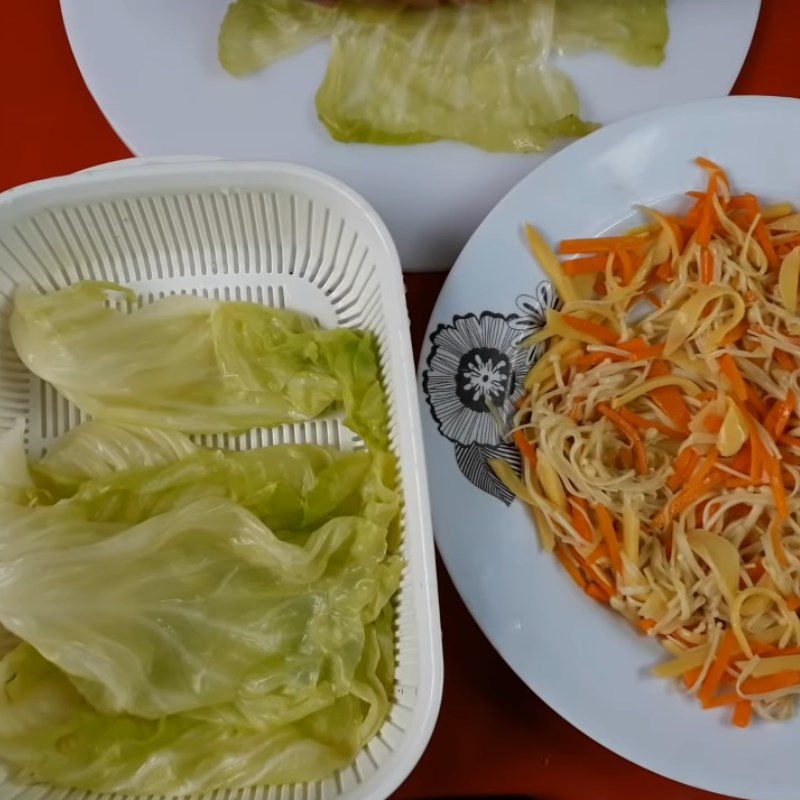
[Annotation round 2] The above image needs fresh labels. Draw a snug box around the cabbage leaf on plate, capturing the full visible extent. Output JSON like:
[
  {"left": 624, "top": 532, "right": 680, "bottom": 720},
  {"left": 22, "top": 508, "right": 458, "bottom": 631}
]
[{"left": 218, "top": 0, "right": 668, "bottom": 152}]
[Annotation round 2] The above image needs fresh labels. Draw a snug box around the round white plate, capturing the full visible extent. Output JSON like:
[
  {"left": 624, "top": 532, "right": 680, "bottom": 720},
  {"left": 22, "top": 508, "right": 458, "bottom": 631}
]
[
  {"left": 418, "top": 96, "right": 800, "bottom": 800},
  {"left": 60, "top": 0, "right": 759, "bottom": 270}
]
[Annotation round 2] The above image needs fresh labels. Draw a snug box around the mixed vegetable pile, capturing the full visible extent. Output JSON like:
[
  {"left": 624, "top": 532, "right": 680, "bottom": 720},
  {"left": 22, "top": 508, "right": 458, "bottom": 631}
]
[{"left": 499, "top": 158, "right": 800, "bottom": 727}]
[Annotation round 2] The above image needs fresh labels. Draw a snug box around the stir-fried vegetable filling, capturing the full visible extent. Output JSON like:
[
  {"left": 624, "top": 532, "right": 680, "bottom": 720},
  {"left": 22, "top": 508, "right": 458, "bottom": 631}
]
[{"left": 498, "top": 158, "right": 800, "bottom": 726}]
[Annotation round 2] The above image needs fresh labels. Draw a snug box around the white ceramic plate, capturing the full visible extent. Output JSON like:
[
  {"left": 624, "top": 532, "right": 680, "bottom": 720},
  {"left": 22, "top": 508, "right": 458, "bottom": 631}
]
[
  {"left": 418, "top": 96, "right": 800, "bottom": 800},
  {"left": 60, "top": 0, "right": 759, "bottom": 270}
]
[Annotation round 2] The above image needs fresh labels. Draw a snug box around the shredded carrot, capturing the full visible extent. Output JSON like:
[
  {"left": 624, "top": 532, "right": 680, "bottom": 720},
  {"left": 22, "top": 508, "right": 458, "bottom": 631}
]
[
  {"left": 616, "top": 339, "right": 665, "bottom": 361},
  {"left": 683, "top": 666, "right": 702, "bottom": 690},
  {"left": 702, "top": 413, "right": 724, "bottom": 434},
  {"left": 741, "top": 671, "right": 800, "bottom": 695},
  {"left": 554, "top": 544, "right": 586, "bottom": 590},
  {"left": 585, "top": 583, "right": 610, "bottom": 605},
  {"left": 668, "top": 448, "right": 700, "bottom": 491},
  {"left": 594, "top": 505, "right": 622, "bottom": 575},
  {"left": 700, "top": 248, "right": 714, "bottom": 283},
  {"left": 657, "top": 450, "right": 720, "bottom": 528},
  {"left": 774, "top": 348, "right": 796, "bottom": 372},
  {"left": 637, "top": 619, "right": 657, "bottom": 634},
  {"left": 561, "top": 314, "right": 619, "bottom": 345},
  {"left": 722, "top": 319, "right": 749, "bottom": 346},
  {"left": 513, "top": 430, "right": 538, "bottom": 469},
  {"left": 696, "top": 156, "right": 731, "bottom": 188},
  {"left": 562, "top": 254, "right": 611, "bottom": 275},
  {"left": 698, "top": 629, "right": 739, "bottom": 704},
  {"left": 769, "top": 516, "right": 789, "bottom": 567},
  {"left": 570, "top": 497, "right": 594, "bottom": 543},
  {"left": 586, "top": 542, "right": 608, "bottom": 566},
  {"left": 785, "top": 594, "right": 800, "bottom": 612},
  {"left": 719, "top": 354, "right": 748, "bottom": 402},
  {"left": 732, "top": 700, "right": 753, "bottom": 728},
  {"left": 598, "top": 403, "right": 648, "bottom": 474},
  {"left": 656, "top": 260, "right": 674, "bottom": 282},
  {"left": 647, "top": 361, "right": 692, "bottom": 430}
]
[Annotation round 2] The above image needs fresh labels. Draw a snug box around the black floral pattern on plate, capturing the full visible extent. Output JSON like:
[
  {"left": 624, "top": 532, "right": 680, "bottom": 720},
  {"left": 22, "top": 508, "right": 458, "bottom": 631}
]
[{"left": 422, "top": 282, "right": 557, "bottom": 505}]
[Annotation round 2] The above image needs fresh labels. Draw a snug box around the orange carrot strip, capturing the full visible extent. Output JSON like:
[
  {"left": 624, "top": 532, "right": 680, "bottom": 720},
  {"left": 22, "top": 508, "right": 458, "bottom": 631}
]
[
  {"left": 555, "top": 544, "right": 587, "bottom": 590},
  {"left": 700, "top": 248, "right": 714, "bottom": 283},
  {"left": 513, "top": 430, "right": 538, "bottom": 469},
  {"left": 702, "top": 413, "right": 724, "bottom": 434},
  {"left": 658, "top": 451, "right": 720, "bottom": 527},
  {"left": 570, "top": 497, "right": 594, "bottom": 543},
  {"left": 769, "top": 517, "right": 789, "bottom": 568},
  {"left": 562, "top": 314, "right": 619, "bottom": 345},
  {"left": 785, "top": 594, "right": 800, "bottom": 612},
  {"left": 695, "top": 156, "right": 731, "bottom": 188},
  {"left": 586, "top": 542, "right": 608, "bottom": 566},
  {"left": 719, "top": 354, "right": 748, "bottom": 402},
  {"left": 656, "top": 260, "right": 674, "bottom": 282},
  {"left": 585, "top": 583, "right": 610, "bottom": 605},
  {"left": 694, "top": 174, "right": 718, "bottom": 248},
  {"left": 594, "top": 505, "right": 622, "bottom": 575},
  {"left": 648, "top": 361, "right": 692, "bottom": 430},
  {"left": 559, "top": 236, "right": 648, "bottom": 255},
  {"left": 683, "top": 666, "right": 702, "bottom": 690},
  {"left": 774, "top": 348, "right": 796, "bottom": 372},
  {"left": 598, "top": 403, "right": 648, "bottom": 474},
  {"left": 617, "top": 340, "right": 665, "bottom": 361},
  {"left": 562, "top": 254, "right": 611, "bottom": 275},
  {"left": 741, "top": 671, "right": 800, "bottom": 695},
  {"left": 766, "top": 454, "right": 790, "bottom": 519},
  {"left": 722, "top": 319, "right": 749, "bottom": 346},
  {"left": 698, "top": 629, "right": 739, "bottom": 704},
  {"left": 732, "top": 700, "right": 753, "bottom": 728},
  {"left": 668, "top": 448, "right": 701, "bottom": 491}
]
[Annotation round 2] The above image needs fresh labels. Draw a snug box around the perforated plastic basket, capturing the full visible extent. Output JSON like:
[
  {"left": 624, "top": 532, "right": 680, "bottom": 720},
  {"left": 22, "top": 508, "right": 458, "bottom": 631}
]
[{"left": 0, "top": 158, "right": 442, "bottom": 800}]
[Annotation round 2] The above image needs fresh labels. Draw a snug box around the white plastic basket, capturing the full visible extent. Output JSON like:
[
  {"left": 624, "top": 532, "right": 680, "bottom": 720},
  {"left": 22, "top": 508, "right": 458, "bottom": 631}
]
[{"left": 0, "top": 159, "right": 442, "bottom": 800}]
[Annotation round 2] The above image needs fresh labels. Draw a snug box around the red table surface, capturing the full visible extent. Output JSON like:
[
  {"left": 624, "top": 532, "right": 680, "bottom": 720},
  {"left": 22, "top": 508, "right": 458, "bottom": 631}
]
[{"left": 2, "top": 2, "right": 799, "bottom": 798}]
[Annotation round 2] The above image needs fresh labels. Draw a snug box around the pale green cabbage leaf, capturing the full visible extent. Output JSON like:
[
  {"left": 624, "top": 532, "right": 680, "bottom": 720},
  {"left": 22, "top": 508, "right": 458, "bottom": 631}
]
[
  {"left": 219, "top": 0, "right": 337, "bottom": 76},
  {"left": 0, "top": 495, "right": 400, "bottom": 721},
  {"left": 219, "top": 0, "right": 668, "bottom": 153},
  {"left": 0, "top": 606, "right": 393, "bottom": 793},
  {"left": 554, "top": 0, "right": 669, "bottom": 67},
  {"left": 10, "top": 282, "right": 387, "bottom": 448}
]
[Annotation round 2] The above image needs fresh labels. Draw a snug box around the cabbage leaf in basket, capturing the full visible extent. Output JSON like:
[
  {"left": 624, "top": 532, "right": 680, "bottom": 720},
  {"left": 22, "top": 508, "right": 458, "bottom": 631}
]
[
  {"left": 219, "top": 0, "right": 668, "bottom": 152},
  {"left": 35, "top": 424, "right": 400, "bottom": 537},
  {"left": 0, "top": 605, "right": 394, "bottom": 793},
  {"left": 10, "top": 282, "right": 387, "bottom": 449},
  {"left": 0, "top": 493, "right": 401, "bottom": 720}
]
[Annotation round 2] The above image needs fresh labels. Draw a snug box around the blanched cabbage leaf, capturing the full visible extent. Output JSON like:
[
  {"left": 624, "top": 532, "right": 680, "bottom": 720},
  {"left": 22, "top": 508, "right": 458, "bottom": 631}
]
[
  {"left": 316, "top": 0, "right": 592, "bottom": 152},
  {"left": 37, "top": 424, "right": 399, "bottom": 535},
  {"left": 219, "top": 0, "right": 668, "bottom": 153},
  {"left": 33, "top": 421, "right": 199, "bottom": 494},
  {"left": 554, "top": 0, "right": 669, "bottom": 67},
  {"left": 0, "top": 496, "right": 400, "bottom": 721},
  {"left": 10, "top": 282, "right": 387, "bottom": 448},
  {"left": 0, "top": 608, "right": 393, "bottom": 793},
  {"left": 219, "top": 0, "right": 337, "bottom": 76}
]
